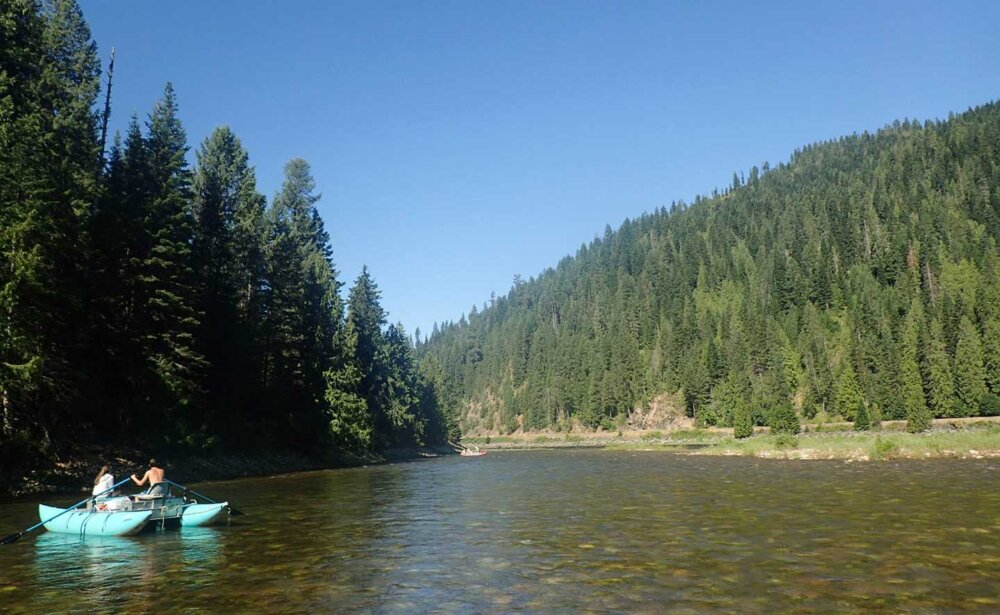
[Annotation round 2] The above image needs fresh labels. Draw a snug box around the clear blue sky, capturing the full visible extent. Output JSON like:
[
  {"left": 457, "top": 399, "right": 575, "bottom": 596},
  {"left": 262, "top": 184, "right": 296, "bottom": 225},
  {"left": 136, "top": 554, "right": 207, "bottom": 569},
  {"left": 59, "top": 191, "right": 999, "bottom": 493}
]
[{"left": 80, "top": 1, "right": 1000, "bottom": 338}]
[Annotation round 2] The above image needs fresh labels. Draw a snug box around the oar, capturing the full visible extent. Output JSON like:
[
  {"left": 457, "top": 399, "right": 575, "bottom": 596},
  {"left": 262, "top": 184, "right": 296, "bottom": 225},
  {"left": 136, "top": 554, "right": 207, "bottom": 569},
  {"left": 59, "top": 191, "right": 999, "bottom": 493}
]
[
  {"left": 1, "top": 477, "right": 132, "bottom": 545},
  {"left": 165, "top": 480, "right": 243, "bottom": 516}
]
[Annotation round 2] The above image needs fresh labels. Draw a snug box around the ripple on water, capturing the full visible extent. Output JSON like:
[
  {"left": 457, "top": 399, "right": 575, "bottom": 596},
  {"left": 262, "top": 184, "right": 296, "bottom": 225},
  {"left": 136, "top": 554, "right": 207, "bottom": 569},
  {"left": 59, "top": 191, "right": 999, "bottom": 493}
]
[{"left": 0, "top": 452, "right": 998, "bottom": 612}]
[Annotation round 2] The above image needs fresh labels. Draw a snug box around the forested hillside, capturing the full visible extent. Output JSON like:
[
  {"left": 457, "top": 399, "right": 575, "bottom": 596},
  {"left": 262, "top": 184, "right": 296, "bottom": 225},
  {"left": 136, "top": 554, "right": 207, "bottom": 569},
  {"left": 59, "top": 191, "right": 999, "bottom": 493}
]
[
  {"left": 0, "top": 0, "right": 451, "bottom": 461},
  {"left": 421, "top": 103, "right": 1000, "bottom": 435}
]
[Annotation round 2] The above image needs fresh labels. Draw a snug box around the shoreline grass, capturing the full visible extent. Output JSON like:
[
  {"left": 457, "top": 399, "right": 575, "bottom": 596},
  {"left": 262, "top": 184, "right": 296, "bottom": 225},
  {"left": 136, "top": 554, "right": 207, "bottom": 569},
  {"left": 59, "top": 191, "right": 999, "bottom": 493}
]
[
  {"left": 695, "top": 426, "right": 1000, "bottom": 460},
  {"left": 464, "top": 423, "right": 1000, "bottom": 461}
]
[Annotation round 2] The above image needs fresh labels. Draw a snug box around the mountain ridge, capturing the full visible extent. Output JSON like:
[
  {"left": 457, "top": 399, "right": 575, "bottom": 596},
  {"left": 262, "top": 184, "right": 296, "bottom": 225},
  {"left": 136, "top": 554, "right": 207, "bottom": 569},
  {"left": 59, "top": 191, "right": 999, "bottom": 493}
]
[{"left": 420, "top": 101, "right": 1000, "bottom": 436}]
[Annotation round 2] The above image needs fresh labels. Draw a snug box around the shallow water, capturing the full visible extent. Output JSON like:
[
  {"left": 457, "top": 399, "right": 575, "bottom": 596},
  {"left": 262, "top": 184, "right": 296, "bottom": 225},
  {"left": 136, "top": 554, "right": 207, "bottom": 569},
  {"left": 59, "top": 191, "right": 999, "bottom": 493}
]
[{"left": 1, "top": 450, "right": 998, "bottom": 613}]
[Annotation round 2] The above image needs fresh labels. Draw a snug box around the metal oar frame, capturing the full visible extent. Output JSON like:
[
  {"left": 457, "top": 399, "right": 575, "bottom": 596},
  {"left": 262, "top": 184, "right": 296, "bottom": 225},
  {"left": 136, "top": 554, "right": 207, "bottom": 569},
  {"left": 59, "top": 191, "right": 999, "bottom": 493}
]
[{"left": 164, "top": 479, "right": 243, "bottom": 516}]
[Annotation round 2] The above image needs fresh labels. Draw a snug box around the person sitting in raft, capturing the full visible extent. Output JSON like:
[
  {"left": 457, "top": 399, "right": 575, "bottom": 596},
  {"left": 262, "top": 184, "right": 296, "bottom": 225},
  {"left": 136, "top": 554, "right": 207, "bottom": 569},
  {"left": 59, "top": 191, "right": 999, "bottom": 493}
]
[
  {"left": 88, "top": 464, "right": 114, "bottom": 509},
  {"left": 93, "top": 464, "right": 114, "bottom": 497},
  {"left": 131, "top": 458, "right": 166, "bottom": 495}
]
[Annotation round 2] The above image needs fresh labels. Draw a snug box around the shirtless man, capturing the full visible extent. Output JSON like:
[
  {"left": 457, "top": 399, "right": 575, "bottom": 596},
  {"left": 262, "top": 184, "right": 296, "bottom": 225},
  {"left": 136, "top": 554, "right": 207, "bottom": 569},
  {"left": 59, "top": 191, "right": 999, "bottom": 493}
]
[{"left": 131, "top": 458, "right": 166, "bottom": 494}]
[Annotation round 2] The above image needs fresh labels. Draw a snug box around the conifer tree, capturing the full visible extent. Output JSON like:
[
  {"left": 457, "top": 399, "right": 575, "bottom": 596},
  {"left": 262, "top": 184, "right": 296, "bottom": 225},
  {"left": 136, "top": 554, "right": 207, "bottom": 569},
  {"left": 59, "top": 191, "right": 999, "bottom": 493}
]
[
  {"left": 382, "top": 323, "right": 419, "bottom": 443},
  {"left": 0, "top": 0, "right": 99, "bottom": 442},
  {"left": 780, "top": 338, "right": 802, "bottom": 399},
  {"left": 325, "top": 320, "right": 372, "bottom": 451},
  {"left": 347, "top": 267, "right": 391, "bottom": 443},
  {"left": 88, "top": 118, "right": 150, "bottom": 435},
  {"left": 768, "top": 402, "right": 800, "bottom": 435},
  {"left": 901, "top": 300, "right": 931, "bottom": 432},
  {"left": 733, "top": 398, "right": 753, "bottom": 439},
  {"left": 922, "top": 318, "right": 957, "bottom": 418},
  {"left": 978, "top": 267, "right": 1000, "bottom": 395},
  {"left": 983, "top": 313, "right": 1000, "bottom": 395},
  {"left": 954, "top": 316, "right": 988, "bottom": 416},
  {"left": 88, "top": 86, "right": 205, "bottom": 440},
  {"left": 142, "top": 83, "right": 205, "bottom": 434},
  {"left": 853, "top": 400, "right": 871, "bottom": 431},
  {"left": 416, "top": 354, "right": 459, "bottom": 443},
  {"left": 264, "top": 158, "right": 341, "bottom": 444},
  {"left": 191, "top": 126, "right": 266, "bottom": 438},
  {"left": 833, "top": 363, "right": 864, "bottom": 421}
]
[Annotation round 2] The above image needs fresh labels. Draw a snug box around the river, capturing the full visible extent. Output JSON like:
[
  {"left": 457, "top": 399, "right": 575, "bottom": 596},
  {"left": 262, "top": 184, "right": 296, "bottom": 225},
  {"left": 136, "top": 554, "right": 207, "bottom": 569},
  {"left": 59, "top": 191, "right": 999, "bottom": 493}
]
[{"left": 0, "top": 450, "right": 998, "bottom": 613}]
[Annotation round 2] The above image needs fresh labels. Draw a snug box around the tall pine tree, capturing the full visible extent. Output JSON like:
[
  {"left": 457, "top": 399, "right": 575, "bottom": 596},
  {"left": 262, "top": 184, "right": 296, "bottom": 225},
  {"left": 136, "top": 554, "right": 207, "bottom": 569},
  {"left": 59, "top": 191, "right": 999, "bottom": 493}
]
[
  {"left": 923, "top": 318, "right": 957, "bottom": 418},
  {"left": 191, "top": 126, "right": 266, "bottom": 444},
  {"left": 347, "top": 268, "right": 391, "bottom": 445},
  {"left": 954, "top": 316, "right": 988, "bottom": 416},
  {"left": 901, "top": 299, "right": 931, "bottom": 432},
  {"left": 0, "top": 0, "right": 99, "bottom": 444},
  {"left": 142, "top": 83, "right": 206, "bottom": 440},
  {"left": 263, "top": 158, "right": 341, "bottom": 446}
]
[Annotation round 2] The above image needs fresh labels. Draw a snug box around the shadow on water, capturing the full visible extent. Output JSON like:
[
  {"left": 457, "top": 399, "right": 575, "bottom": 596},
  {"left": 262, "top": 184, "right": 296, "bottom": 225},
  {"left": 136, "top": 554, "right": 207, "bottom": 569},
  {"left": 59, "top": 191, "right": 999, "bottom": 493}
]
[{"left": 0, "top": 451, "right": 998, "bottom": 613}]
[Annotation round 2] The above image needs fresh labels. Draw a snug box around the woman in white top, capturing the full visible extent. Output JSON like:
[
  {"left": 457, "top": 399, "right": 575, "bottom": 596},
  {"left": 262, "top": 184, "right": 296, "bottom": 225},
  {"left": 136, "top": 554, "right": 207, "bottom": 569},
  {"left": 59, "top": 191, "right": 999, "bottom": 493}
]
[{"left": 92, "top": 465, "right": 114, "bottom": 497}]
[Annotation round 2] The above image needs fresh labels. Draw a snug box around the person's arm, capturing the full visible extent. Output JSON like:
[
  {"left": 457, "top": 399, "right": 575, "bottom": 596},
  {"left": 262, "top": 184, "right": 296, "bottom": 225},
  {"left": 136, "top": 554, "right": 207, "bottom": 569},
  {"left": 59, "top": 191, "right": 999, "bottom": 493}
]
[{"left": 131, "top": 470, "right": 149, "bottom": 486}]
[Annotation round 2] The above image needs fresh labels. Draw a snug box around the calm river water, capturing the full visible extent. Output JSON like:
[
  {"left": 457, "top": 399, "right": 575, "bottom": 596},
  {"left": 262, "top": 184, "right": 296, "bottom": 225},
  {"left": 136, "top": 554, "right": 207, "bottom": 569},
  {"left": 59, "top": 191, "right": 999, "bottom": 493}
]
[{"left": 0, "top": 450, "right": 998, "bottom": 613}]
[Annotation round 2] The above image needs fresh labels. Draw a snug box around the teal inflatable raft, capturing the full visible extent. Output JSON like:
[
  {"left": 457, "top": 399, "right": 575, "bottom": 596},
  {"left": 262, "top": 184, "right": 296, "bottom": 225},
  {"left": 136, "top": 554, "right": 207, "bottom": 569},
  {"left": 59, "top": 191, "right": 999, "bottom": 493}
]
[
  {"left": 38, "top": 495, "right": 229, "bottom": 536},
  {"left": 38, "top": 504, "right": 152, "bottom": 537},
  {"left": 180, "top": 502, "right": 229, "bottom": 527}
]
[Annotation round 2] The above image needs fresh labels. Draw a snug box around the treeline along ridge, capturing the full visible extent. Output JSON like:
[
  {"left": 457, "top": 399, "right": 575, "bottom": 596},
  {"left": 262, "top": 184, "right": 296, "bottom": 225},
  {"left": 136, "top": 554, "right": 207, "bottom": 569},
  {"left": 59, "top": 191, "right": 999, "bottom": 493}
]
[{"left": 421, "top": 102, "right": 1000, "bottom": 436}]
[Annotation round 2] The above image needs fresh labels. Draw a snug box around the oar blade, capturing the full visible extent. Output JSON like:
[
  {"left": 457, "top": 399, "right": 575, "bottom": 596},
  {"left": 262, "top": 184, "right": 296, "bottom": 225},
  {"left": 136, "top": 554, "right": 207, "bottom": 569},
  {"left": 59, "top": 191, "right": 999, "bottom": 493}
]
[{"left": 1, "top": 531, "right": 24, "bottom": 545}]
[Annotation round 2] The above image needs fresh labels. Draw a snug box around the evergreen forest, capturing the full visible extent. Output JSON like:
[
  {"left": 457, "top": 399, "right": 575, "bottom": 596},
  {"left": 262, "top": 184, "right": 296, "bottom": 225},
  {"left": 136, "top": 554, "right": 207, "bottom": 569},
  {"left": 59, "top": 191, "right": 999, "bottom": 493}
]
[
  {"left": 421, "top": 101, "right": 1000, "bottom": 436},
  {"left": 5, "top": 1, "right": 1000, "bottom": 466},
  {"left": 0, "top": 0, "right": 453, "bottom": 463}
]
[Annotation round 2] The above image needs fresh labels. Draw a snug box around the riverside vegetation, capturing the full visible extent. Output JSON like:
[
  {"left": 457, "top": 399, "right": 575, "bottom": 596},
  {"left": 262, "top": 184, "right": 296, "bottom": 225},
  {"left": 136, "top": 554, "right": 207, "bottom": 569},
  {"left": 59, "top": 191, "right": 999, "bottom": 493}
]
[
  {"left": 462, "top": 419, "right": 1000, "bottom": 460},
  {"left": 0, "top": 0, "right": 455, "bottom": 488}
]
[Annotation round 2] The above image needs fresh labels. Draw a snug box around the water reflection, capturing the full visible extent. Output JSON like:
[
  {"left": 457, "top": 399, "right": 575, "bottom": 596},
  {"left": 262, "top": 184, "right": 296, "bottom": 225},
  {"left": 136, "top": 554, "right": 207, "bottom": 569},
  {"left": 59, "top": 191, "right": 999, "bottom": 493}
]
[
  {"left": 30, "top": 525, "right": 222, "bottom": 611},
  {"left": 34, "top": 533, "right": 137, "bottom": 605}
]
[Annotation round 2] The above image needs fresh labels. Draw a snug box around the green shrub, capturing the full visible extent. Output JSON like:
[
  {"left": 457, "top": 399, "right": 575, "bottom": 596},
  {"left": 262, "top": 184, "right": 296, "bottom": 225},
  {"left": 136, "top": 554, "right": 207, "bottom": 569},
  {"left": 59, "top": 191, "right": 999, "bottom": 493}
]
[
  {"left": 668, "top": 429, "right": 705, "bottom": 440},
  {"left": 868, "top": 402, "right": 882, "bottom": 428},
  {"left": 774, "top": 433, "right": 798, "bottom": 449},
  {"left": 872, "top": 436, "right": 897, "bottom": 460},
  {"left": 769, "top": 403, "right": 800, "bottom": 435},
  {"left": 802, "top": 403, "right": 819, "bottom": 420},
  {"left": 641, "top": 431, "right": 663, "bottom": 441},
  {"left": 694, "top": 405, "right": 710, "bottom": 427},
  {"left": 980, "top": 394, "right": 1000, "bottom": 417}
]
